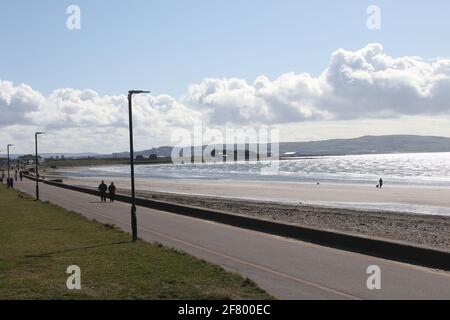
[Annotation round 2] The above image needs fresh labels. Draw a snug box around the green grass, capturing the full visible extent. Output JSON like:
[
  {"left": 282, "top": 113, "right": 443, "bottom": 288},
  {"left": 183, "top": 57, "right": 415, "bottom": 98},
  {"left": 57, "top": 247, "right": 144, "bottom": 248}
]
[{"left": 0, "top": 185, "right": 271, "bottom": 300}]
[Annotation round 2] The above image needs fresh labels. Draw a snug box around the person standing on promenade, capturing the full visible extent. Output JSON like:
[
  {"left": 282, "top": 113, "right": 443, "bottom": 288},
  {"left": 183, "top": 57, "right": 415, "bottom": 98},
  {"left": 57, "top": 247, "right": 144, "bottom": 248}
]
[
  {"left": 108, "top": 182, "right": 117, "bottom": 202},
  {"left": 98, "top": 181, "right": 108, "bottom": 203},
  {"left": 14, "top": 170, "right": 18, "bottom": 182},
  {"left": 19, "top": 171, "right": 23, "bottom": 182},
  {"left": 7, "top": 177, "right": 14, "bottom": 189}
]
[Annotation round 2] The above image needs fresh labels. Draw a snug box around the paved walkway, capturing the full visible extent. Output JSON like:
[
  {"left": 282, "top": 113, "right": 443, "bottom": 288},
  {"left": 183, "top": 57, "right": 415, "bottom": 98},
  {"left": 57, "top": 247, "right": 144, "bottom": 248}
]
[{"left": 14, "top": 179, "right": 450, "bottom": 300}]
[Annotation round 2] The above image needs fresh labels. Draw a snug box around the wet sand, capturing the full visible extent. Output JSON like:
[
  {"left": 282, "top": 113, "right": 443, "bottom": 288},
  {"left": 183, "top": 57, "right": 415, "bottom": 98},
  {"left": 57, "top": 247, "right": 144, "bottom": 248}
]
[
  {"left": 58, "top": 176, "right": 450, "bottom": 209},
  {"left": 47, "top": 175, "right": 450, "bottom": 250}
]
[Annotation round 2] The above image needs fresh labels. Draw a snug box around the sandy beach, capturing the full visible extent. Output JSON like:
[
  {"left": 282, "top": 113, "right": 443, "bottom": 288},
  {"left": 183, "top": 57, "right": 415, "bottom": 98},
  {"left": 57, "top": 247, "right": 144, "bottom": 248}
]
[
  {"left": 59, "top": 176, "right": 450, "bottom": 211},
  {"left": 44, "top": 174, "right": 450, "bottom": 250}
]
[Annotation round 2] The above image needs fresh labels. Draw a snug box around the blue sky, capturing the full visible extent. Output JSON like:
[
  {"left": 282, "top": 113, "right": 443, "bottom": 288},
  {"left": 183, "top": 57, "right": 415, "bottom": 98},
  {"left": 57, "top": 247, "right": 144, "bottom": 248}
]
[{"left": 1, "top": 0, "right": 449, "bottom": 98}]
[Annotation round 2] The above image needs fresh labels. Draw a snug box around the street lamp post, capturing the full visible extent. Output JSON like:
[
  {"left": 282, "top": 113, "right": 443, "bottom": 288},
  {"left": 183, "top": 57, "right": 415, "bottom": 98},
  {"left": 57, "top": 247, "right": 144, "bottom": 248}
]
[
  {"left": 128, "top": 90, "right": 150, "bottom": 242},
  {"left": 35, "top": 132, "right": 45, "bottom": 200},
  {"left": 7, "top": 144, "right": 13, "bottom": 180}
]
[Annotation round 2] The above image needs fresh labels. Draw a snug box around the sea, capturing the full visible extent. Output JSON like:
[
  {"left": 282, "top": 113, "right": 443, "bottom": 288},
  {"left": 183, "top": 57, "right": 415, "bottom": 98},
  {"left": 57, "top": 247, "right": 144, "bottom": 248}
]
[{"left": 57, "top": 152, "right": 450, "bottom": 188}]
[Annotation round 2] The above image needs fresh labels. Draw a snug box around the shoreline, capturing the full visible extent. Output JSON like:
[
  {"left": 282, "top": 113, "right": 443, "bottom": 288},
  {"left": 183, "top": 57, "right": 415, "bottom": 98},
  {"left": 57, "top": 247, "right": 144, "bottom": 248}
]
[
  {"left": 44, "top": 173, "right": 450, "bottom": 215},
  {"left": 52, "top": 167, "right": 450, "bottom": 190}
]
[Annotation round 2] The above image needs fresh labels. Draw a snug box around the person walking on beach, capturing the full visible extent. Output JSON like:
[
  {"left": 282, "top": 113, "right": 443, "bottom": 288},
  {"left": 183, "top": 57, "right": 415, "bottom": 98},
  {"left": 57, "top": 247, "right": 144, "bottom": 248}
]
[
  {"left": 108, "top": 182, "right": 117, "bottom": 202},
  {"left": 379, "top": 178, "right": 384, "bottom": 189},
  {"left": 98, "top": 181, "right": 108, "bottom": 203}
]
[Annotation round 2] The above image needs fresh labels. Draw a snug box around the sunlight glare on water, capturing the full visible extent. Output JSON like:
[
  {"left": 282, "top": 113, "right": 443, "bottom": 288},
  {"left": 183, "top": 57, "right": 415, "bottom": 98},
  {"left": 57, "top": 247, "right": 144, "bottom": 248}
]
[{"left": 59, "top": 153, "right": 450, "bottom": 187}]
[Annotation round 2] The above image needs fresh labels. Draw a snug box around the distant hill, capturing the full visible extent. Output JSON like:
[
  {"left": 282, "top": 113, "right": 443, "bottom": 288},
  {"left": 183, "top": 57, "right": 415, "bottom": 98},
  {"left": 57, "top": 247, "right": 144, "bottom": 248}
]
[
  {"left": 278, "top": 135, "right": 450, "bottom": 156},
  {"left": 111, "top": 135, "right": 450, "bottom": 158},
  {"left": 112, "top": 146, "right": 173, "bottom": 159}
]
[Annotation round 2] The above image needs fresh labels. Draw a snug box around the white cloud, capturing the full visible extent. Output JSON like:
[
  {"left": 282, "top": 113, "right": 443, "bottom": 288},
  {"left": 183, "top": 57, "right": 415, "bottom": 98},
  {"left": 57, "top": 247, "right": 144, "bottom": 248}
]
[
  {"left": 185, "top": 43, "right": 450, "bottom": 124},
  {"left": 2, "top": 43, "right": 450, "bottom": 153},
  {"left": 0, "top": 80, "right": 44, "bottom": 125},
  {"left": 322, "top": 44, "right": 450, "bottom": 119},
  {"left": 0, "top": 84, "right": 203, "bottom": 153}
]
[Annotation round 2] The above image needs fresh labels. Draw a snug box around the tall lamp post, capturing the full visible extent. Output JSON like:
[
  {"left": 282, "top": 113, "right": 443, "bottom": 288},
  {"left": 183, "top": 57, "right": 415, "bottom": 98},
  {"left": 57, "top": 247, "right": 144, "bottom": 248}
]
[
  {"left": 7, "top": 144, "right": 13, "bottom": 180},
  {"left": 35, "top": 132, "right": 45, "bottom": 200},
  {"left": 128, "top": 90, "right": 150, "bottom": 242}
]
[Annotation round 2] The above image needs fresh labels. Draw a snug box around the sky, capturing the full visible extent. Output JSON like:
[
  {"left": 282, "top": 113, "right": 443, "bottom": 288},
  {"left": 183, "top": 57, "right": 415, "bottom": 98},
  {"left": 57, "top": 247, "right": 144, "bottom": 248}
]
[{"left": 1, "top": 0, "right": 450, "bottom": 154}]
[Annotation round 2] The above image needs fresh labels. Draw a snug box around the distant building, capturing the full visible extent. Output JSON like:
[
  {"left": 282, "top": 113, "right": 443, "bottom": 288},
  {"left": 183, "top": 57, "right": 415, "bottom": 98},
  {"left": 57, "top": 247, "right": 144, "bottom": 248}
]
[
  {"left": 283, "top": 152, "right": 298, "bottom": 158},
  {"left": 17, "top": 154, "right": 44, "bottom": 166}
]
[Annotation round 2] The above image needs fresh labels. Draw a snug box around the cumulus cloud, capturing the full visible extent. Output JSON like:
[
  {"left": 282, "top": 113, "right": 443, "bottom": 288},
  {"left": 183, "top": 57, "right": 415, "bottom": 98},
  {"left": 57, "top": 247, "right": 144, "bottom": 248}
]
[
  {"left": 0, "top": 82, "right": 203, "bottom": 152},
  {"left": 2, "top": 43, "right": 450, "bottom": 152},
  {"left": 322, "top": 44, "right": 450, "bottom": 119},
  {"left": 0, "top": 80, "right": 44, "bottom": 125},
  {"left": 184, "top": 43, "right": 450, "bottom": 124}
]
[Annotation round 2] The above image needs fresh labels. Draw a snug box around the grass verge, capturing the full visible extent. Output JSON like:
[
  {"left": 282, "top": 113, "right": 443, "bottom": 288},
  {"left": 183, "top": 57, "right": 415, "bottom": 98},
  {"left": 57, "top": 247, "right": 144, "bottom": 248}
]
[{"left": 0, "top": 184, "right": 271, "bottom": 300}]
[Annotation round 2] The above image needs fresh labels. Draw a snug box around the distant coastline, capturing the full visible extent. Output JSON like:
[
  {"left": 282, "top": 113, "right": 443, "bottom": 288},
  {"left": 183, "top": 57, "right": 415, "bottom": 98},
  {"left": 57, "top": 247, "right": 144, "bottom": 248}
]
[{"left": 7, "top": 134, "right": 450, "bottom": 161}]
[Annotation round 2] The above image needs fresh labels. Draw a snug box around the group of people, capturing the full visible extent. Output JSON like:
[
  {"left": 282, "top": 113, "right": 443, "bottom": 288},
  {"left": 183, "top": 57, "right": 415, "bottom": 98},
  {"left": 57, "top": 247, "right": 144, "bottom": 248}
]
[
  {"left": 14, "top": 170, "right": 23, "bottom": 182},
  {"left": 1, "top": 170, "right": 23, "bottom": 189},
  {"left": 98, "top": 181, "right": 117, "bottom": 203}
]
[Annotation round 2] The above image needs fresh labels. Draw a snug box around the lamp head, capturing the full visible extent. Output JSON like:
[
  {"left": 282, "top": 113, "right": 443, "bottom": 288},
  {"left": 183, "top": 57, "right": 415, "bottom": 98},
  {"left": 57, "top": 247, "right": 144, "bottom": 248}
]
[{"left": 128, "top": 90, "right": 150, "bottom": 96}]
